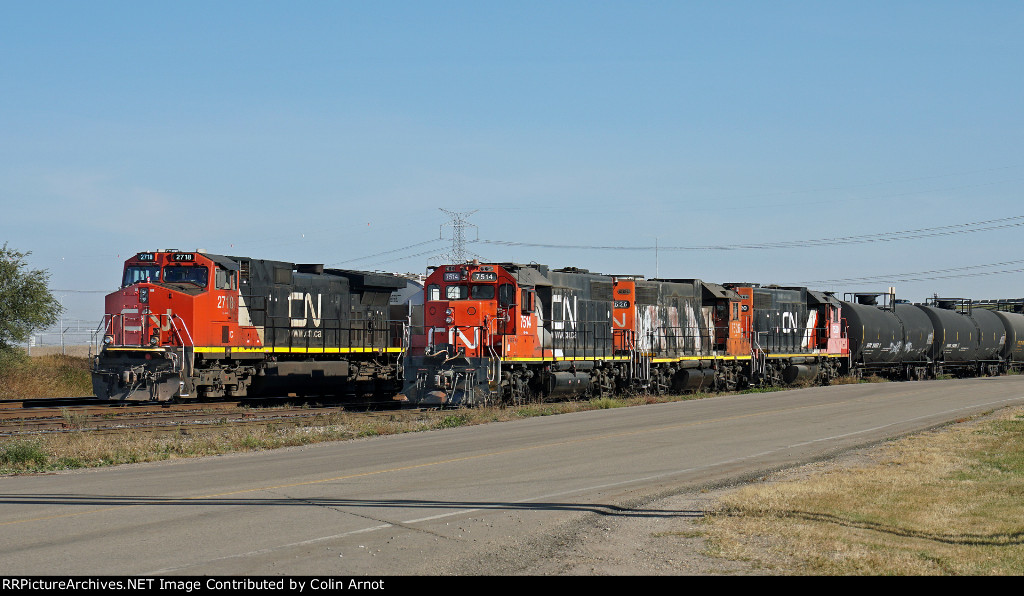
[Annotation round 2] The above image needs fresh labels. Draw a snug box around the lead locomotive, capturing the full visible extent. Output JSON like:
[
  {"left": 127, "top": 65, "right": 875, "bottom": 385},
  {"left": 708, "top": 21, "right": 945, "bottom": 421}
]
[{"left": 92, "top": 250, "right": 411, "bottom": 401}]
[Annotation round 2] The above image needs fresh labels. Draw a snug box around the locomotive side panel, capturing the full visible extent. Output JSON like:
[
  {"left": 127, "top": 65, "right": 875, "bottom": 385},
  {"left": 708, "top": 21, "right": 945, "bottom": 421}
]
[
  {"left": 634, "top": 279, "right": 708, "bottom": 358},
  {"left": 237, "top": 260, "right": 343, "bottom": 352},
  {"left": 542, "top": 269, "right": 616, "bottom": 359},
  {"left": 751, "top": 288, "right": 810, "bottom": 355}
]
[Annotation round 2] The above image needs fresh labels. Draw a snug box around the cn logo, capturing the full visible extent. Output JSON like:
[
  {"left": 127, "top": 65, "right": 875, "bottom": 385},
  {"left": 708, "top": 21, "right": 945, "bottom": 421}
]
[
  {"left": 782, "top": 312, "right": 798, "bottom": 334},
  {"left": 449, "top": 327, "right": 480, "bottom": 350},
  {"left": 552, "top": 293, "right": 577, "bottom": 330},
  {"left": 288, "top": 292, "right": 322, "bottom": 327}
]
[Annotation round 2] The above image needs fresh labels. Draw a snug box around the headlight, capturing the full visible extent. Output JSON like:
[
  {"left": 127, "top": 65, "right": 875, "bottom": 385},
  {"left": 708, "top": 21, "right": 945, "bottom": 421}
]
[
  {"left": 150, "top": 333, "right": 160, "bottom": 346},
  {"left": 103, "top": 335, "right": 114, "bottom": 345},
  {"left": 445, "top": 308, "right": 453, "bottom": 315},
  {"left": 139, "top": 288, "right": 149, "bottom": 303},
  {"left": 445, "top": 316, "right": 454, "bottom": 324}
]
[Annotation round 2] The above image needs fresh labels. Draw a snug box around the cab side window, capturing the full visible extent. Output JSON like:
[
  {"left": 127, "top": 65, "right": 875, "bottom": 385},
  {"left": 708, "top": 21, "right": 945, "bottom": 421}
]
[
  {"left": 215, "top": 267, "right": 237, "bottom": 290},
  {"left": 520, "top": 289, "right": 535, "bottom": 314},
  {"left": 498, "top": 284, "right": 515, "bottom": 308}
]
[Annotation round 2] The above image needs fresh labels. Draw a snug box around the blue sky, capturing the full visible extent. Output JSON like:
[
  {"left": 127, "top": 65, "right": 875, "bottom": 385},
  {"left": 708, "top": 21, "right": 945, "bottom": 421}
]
[{"left": 2, "top": 1, "right": 1022, "bottom": 321}]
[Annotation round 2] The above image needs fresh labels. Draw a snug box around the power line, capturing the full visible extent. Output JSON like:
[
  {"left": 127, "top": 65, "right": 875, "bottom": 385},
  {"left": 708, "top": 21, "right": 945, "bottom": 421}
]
[
  {"left": 373, "top": 248, "right": 449, "bottom": 267},
  {"left": 790, "top": 260, "right": 1024, "bottom": 286},
  {"left": 328, "top": 239, "right": 442, "bottom": 266},
  {"left": 52, "top": 289, "right": 113, "bottom": 294},
  {"left": 791, "top": 261, "right": 1024, "bottom": 287},
  {"left": 473, "top": 215, "right": 1024, "bottom": 252}
]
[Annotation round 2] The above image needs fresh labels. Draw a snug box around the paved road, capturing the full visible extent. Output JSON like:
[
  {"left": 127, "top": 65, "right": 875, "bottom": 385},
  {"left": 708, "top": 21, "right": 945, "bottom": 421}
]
[{"left": 2, "top": 376, "right": 1023, "bottom": 575}]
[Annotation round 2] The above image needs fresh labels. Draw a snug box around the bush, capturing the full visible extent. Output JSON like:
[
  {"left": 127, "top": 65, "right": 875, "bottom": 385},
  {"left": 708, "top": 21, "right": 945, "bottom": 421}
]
[
  {"left": 437, "top": 414, "right": 470, "bottom": 428},
  {"left": 0, "top": 347, "right": 27, "bottom": 374},
  {"left": 0, "top": 440, "right": 49, "bottom": 468}
]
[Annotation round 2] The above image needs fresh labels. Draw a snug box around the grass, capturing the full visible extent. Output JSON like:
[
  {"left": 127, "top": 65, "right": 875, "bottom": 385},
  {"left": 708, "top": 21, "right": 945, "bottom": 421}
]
[
  {"left": 0, "top": 440, "right": 49, "bottom": 467},
  {"left": 61, "top": 407, "right": 90, "bottom": 429},
  {"left": 590, "top": 397, "right": 626, "bottom": 409},
  {"left": 695, "top": 406, "right": 1024, "bottom": 575},
  {"left": 0, "top": 387, "right": 724, "bottom": 475},
  {"left": 438, "top": 413, "right": 471, "bottom": 428},
  {"left": 0, "top": 349, "right": 92, "bottom": 399}
]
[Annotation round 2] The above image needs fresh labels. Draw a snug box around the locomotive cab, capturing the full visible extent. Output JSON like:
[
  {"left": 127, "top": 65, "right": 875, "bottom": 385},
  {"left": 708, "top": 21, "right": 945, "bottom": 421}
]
[
  {"left": 400, "top": 262, "right": 554, "bottom": 406},
  {"left": 94, "top": 251, "right": 264, "bottom": 401}
]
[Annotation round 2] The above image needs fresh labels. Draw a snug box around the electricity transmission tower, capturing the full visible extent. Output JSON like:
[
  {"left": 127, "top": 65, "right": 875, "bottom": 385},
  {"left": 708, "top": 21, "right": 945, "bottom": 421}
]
[{"left": 439, "top": 209, "right": 479, "bottom": 264}]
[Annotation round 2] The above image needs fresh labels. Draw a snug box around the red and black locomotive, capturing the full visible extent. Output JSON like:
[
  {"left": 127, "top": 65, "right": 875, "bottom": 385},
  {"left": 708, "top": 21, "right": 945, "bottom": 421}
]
[{"left": 93, "top": 250, "right": 413, "bottom": 401}]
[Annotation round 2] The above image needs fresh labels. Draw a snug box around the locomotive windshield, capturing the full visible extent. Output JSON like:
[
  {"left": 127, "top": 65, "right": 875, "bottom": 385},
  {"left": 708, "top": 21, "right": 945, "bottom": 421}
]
[
  {"left": 123, "top": 266, "right": 160, "bottom": 287},
  {"left": 471, "top": 285, "right": 495, "bottom": 300},
  {"left": 163, "top": 265, "right": 209, "bottom": 287},
  {"left": 445, "top": 285, "right": 468, "bottom": 300},
  {"left": 442, "top": 285, "right": 496, "bottom": 300}
]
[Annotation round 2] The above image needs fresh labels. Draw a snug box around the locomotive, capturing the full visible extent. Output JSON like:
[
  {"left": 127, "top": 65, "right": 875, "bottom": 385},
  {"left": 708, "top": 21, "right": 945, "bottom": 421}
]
[
  {"left": 395, "top": 261, "right": 849, "bottom": 406},
  {"left": 92, "top": 250, "right": 415, "bottom": 401}
]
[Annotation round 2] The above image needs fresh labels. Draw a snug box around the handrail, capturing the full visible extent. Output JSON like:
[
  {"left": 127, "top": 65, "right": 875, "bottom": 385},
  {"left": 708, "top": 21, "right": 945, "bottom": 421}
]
[
  {"left": 99, "top": 312, "right": 194, "bottom": 348},
  {"left": 168, "top": 314, "right": 195, "bottom": 347}
]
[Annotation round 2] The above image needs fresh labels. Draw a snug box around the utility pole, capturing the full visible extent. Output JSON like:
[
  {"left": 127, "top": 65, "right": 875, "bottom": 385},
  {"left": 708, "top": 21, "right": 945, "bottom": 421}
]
[{"left": 439, "top": 209, "right": 479, "bottom": 264}]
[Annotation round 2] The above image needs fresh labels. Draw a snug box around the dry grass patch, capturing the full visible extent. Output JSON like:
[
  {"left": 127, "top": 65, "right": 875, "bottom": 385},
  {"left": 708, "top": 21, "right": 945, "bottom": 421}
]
[
  {"left": 0, "top": 350, "right": 93, "bottom": 398},
  {"left": 699, "top": 406, "right": 1024, "bottom": 575},
  {"left": 0, "top": 390, "right": 719, "bottom": 475}
]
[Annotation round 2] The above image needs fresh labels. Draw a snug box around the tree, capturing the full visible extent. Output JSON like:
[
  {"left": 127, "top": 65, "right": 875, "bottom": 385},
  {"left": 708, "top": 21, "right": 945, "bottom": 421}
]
[{"left": 0, "top": 243, "right": 63, "bottom": 351}]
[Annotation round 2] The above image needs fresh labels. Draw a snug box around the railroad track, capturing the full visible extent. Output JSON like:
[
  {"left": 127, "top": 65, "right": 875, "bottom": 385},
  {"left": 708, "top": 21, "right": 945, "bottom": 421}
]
[{"left": 0, "top": 397, "right": 409, "bottom": 437}]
